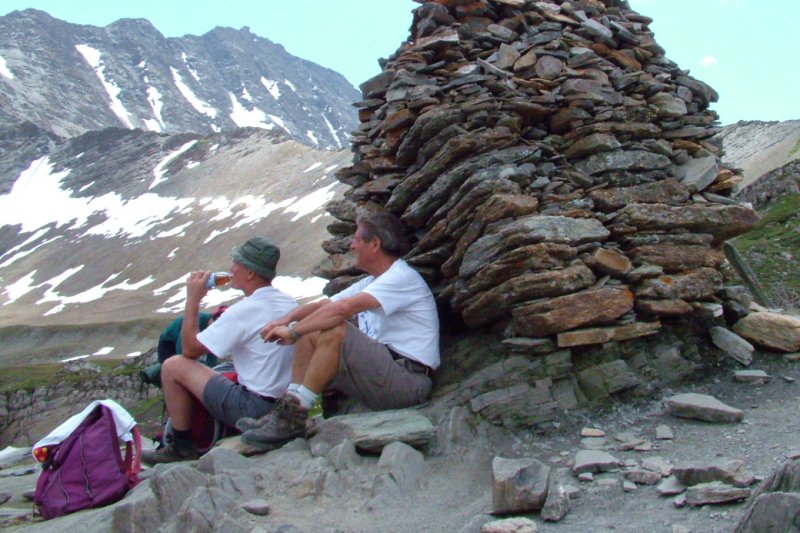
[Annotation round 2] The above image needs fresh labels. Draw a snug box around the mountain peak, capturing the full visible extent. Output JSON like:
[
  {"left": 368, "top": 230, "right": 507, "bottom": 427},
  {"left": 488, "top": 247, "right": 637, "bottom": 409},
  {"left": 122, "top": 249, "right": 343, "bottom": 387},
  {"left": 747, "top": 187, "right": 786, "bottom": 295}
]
[{"left": 0, "top": 10, "right": 359, "bottom": 147}]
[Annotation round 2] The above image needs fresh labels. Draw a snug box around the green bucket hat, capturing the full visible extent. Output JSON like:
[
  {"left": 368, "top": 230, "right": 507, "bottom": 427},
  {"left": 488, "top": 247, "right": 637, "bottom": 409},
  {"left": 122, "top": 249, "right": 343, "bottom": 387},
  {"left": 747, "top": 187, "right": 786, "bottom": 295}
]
[{"left": 231, "top": 237, "right": 280, "bottom": 280}]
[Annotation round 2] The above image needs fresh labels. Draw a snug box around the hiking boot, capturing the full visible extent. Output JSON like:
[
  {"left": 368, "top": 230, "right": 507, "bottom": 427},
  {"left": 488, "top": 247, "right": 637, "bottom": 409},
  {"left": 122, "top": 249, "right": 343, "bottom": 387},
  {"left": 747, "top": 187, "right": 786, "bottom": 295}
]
[
  {"left": 235, "top": 412, "right": 272, "bottom": 432},
  {"left": 141, "top": 441, "right": 199, "bottom": 465},
  {"left": 240, "top": 394, "right": 308, "bottom": 446}
]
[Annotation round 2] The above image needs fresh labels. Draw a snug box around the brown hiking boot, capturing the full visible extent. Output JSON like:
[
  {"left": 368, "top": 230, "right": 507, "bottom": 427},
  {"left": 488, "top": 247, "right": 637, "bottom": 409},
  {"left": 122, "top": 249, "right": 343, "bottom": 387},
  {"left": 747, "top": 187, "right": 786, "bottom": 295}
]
[
  {"left": 141, "top": 441, "right": 199, "bottom": 465},
  {"left": 240, "top": 393, "right": 308, "bottom": 447},
  {"left": 235, "top": 412, "right": 271, "bottom": 432}
]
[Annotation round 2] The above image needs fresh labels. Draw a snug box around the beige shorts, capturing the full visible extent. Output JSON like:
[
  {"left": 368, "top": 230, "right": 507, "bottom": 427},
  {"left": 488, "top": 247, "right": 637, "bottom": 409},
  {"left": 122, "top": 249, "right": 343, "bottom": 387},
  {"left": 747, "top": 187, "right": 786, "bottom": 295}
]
[{"left": 331, "top": 323, "right": 432, "bottom": 410}]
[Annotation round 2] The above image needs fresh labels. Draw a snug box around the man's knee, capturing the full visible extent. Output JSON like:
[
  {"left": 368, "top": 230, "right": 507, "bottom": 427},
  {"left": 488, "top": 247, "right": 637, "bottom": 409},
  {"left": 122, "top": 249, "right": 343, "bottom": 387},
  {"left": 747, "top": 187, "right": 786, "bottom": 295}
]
[
  {"left": 317, "top": 322, "right": 347, "bottom": 345},
  {"left": 161, "top": 355, "right": 201, "bottom": 381}
]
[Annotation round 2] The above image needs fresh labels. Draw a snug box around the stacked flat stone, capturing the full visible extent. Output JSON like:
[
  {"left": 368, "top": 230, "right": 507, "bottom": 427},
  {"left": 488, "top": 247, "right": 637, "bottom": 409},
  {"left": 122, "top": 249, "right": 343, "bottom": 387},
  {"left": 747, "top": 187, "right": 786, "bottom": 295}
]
[{"left": 318, "top": 0, "right": 758, "bottom": 346}]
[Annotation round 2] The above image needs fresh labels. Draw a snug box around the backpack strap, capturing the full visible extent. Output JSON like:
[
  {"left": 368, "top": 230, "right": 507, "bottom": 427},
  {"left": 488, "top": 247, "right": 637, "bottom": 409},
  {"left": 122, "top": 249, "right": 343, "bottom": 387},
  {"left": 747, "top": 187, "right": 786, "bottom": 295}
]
[{"left": 122, "top": 426, "right": 143, "bottom": 485}]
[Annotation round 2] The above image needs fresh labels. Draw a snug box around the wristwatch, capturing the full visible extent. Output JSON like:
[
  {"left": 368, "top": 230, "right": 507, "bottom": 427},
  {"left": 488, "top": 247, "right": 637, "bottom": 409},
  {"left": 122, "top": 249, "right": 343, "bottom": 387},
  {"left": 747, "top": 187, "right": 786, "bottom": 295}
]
[{"left": 287, "top": 321, "right": 301, "bottom": 340}]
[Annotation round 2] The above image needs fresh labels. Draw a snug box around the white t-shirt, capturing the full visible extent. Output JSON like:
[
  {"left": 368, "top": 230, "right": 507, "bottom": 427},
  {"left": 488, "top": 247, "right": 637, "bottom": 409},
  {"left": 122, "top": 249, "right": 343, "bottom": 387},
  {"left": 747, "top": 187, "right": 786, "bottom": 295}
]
[
  {"left": 198, "top": 286, "right": 297, "bottom": 398},
  {"left": 331, "top": 259, "right": 440, "bottom": 369}
]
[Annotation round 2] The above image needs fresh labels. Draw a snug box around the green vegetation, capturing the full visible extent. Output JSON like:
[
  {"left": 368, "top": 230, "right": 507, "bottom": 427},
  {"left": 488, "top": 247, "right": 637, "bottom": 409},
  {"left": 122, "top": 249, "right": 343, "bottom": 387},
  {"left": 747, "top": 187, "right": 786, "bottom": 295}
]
[
  {"left": 730, "top": 193, "right": 800, "bottom": 310},
  {"left": 0, "top": 359, "right": 132, "bottom": 393},
  {"left": 790, "top": 137, "right": 800, "bottom": 158}
]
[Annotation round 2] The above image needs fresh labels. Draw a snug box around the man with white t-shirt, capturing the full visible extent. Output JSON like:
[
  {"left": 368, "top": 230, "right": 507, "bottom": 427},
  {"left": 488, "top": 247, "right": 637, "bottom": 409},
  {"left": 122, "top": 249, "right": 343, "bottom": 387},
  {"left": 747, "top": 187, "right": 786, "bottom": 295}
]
[
  {"left": 142, "top": 237, "right": 297, "bottom": 464},
  {"left": 238, "top": 211, "right": 440, "bottom": 448}
]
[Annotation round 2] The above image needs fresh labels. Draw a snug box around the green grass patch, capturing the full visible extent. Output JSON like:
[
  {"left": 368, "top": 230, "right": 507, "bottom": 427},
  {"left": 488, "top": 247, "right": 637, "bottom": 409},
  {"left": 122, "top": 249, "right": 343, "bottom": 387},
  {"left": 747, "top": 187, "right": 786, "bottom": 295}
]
[
  {"left": 0, "top": 359, "right": 133, "bottom": 393},
  {"left": 731, "top": 193, "right": 800, "bottom": 309},
  {"left": 790, "top": 137, "right": 800, "bottom": 158}
]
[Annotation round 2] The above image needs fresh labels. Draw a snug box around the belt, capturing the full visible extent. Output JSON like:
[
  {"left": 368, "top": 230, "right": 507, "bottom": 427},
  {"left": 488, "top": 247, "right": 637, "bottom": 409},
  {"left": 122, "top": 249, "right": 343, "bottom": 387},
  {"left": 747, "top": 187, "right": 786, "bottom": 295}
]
[{"left": 387, "top": 347, "right": 433, "bottom": 377}]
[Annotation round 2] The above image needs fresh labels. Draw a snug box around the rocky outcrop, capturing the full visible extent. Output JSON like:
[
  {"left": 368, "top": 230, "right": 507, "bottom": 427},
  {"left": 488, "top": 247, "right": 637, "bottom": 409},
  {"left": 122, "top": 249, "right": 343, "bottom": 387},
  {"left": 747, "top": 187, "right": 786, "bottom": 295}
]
[
  {"left": 0, "top": 356, "right": 156, "bottom": 445},
  {"left": 321, "top": 0, "right": 757, "bottom": 348},
  {"left": 0, "top": 9, "right": 358, "bottom": 148}
]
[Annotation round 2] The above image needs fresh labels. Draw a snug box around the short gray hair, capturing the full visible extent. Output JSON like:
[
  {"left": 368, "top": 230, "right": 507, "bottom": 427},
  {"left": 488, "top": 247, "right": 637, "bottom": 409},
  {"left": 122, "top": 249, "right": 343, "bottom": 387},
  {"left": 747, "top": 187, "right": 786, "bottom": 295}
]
[{"left": 356, "top": 211, "right": 410, "bottom": 257}]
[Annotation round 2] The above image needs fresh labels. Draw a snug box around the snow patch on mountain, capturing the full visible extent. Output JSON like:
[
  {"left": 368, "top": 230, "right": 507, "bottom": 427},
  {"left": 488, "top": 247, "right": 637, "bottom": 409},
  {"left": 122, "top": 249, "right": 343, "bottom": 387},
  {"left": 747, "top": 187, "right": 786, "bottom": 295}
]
[
  {"left": 144, "top": 86, "right": 166, "bottom": 132},
  {"left": 75, "top": 44, "right": 135, "bottom": 129},
  {"left": 150, "top": 140, "right": 198, "bottom": 190},
  {"left": 261, "top": 77, "right": 281, "bottom": 99},
  {"left": 0, "top": 54, "right": 13, "bottom": 79},
  {"left": 171, "top": 66, "right": 217, "bottom": 121},
  {"left": 228, "top": 92, "right": 270, "bottom": 129}
]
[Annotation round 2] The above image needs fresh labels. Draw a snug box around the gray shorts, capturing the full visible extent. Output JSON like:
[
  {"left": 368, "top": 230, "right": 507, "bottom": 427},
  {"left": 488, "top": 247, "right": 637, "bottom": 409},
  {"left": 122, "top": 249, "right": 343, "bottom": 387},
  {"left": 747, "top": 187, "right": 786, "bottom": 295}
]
[
  {"left": 331, "top": 323, "right": 432, "bottom": 410},
  {"left": 202, "top": 374, "right": 275, "bottom": 427}
]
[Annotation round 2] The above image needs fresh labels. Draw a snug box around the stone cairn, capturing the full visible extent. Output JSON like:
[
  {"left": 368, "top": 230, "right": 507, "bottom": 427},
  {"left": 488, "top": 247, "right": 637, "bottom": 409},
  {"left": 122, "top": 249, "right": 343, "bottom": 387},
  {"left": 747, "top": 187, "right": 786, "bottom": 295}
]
[{"left": 317, "top": 0, "right": 759, "bottom": 390}]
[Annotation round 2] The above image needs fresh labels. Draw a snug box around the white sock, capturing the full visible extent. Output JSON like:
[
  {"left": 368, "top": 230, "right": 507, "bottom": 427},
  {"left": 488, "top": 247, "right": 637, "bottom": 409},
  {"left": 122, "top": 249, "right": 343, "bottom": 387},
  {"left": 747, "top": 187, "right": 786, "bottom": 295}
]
[
  {"left": 294, "top": 385, "right": 318, "bottom": 409},
  {"left": 287, "top": 383, "right": 301, "bottom": 394}
]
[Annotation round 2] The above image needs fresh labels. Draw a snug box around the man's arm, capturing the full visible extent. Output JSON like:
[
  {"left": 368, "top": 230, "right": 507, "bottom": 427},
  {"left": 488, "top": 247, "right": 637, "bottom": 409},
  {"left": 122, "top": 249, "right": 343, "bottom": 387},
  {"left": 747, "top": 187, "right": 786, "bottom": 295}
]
[
  {"left": 181, "top": 271, "right": 213, "bottom": 359},
  {"left": 263, "top": 292, "right": 379, "bottom": 344}
]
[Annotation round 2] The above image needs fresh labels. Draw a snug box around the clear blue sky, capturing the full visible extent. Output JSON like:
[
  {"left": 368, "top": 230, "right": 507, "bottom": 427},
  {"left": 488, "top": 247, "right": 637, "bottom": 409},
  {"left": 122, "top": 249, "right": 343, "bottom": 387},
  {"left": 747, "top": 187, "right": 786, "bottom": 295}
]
[{"left": 1, "top": 0, "right": 797, "bottom": 125}]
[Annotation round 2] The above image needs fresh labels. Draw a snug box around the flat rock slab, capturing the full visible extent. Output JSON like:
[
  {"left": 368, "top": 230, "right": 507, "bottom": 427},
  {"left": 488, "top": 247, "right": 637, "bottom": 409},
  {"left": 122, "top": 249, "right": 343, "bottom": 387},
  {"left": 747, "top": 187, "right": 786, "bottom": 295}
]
[
  {"left": 733, "top": 311, "right": 800, "bottom": 352},
  {"left": 309, "top": 409, "right": 435, "bottom": 453},
  {"left": 573, "top": 450, "right": 620, "bottom": 475},
  {"left": 710, "top": 326, "right": 753, "bottom": 366},
  {"left": 481, "top": 517, "right": 539, "bottom": 533},
  {"left": 673, "top": 459, "right": 756, "bottom": 487},
  {"left": 685, "top": 481, "right": 750, "bottom": 506},
  {"left": 734, "top": 370, "right": 771, "bottom": 384},
  {"left": 665, "top": 393, "right": 744, "bottom": 423}
]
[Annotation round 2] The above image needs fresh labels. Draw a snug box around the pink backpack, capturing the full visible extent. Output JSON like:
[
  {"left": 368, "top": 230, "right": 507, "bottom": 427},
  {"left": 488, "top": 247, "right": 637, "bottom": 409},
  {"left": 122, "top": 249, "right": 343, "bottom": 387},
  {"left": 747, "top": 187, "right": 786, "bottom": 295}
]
[{"left": 33, "top": 404, "right": 142, "bottom": 519}]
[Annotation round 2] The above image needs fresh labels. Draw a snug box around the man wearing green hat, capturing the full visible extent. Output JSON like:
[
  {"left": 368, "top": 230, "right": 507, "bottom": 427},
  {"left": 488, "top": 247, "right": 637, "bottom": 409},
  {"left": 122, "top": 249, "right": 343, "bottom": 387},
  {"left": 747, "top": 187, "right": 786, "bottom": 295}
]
[{"left": 142, "top": 237, "right": 298, "bottom": 464}]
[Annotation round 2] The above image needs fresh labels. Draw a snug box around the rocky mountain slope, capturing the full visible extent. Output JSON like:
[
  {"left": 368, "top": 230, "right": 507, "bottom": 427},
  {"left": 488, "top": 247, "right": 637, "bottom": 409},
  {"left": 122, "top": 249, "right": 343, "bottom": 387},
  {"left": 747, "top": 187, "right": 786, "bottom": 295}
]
[
  {"left": 0, "top": 9, "right": 359, "bottom": 149},
  {"left": 0, "top": 126, "right": 349, "bottom": 363},
  {"left": 720, "top": 119, "right": 800, "bottom": 190}
]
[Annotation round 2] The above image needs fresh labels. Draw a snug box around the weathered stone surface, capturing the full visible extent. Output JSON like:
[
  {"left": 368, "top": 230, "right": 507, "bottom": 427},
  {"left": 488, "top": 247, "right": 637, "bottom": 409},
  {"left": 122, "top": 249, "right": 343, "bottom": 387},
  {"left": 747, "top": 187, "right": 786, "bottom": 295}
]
[
  {"left": 590, "top": 247, "right": 631, "bottom": 276},
  {"left": 564, "top": 133, "right": 621, "bottom": 160},
  {"left": 673, "top": 459, "right": 756, "bottom": 488},
  {"left": 613, "top": 204, "right": 759, "bottom": 242},
  {"left": 636, "top": 268, "right": 722, "bottom": 301},
  {"left": 665, "top": 393, "right": 744, "bottom": 423},
  {"left": 685, "top": 482, "right": 750, "bottom": 506},
  {"left": 492, "top": 456, "right": 550, "bottom": 514},
  {"left": 541, "top": 467, "right": 572, "bottom": 522},
  {"left": 657, "top": 476, "right": 686, "bottom": 496},
  {"left": 635, "top": 299, "right": 693, "bottom": 317},
  {"left": 648, "top": 93, "right": 688, "bottom": 118},
  {"left": 734, "top": 370, "right": 771, "bottom": 384},
  {"left": 735, "top": 459, "right": 800, "bottom": 532},
  {"left": 732, "top": 312, "right": 800, "bottom": 352},
  {"left": 655, "top": 425, "right": 674, "bottom": 440},
  {"left": 576, "top": 150, "right": 671, "bottom": 176},
  {"left": 734, "top": 492, "right": 800, "bottom": 533},
  {"left": 464, "top": 264, "right": 596, "bottom": 326},
  {"left": 643, "top": 457, "right": 674, "bottom": 477},
  {"left": 623, "top": 469, "right": 662, "bottom": 485},
  {"left": 466, "top": 243, "right": 578, "bottom": 295},
  {"left": 481, "top": 517, "right": 539, "bottom": 533},
  {"left": 677, "top": 154, "right": 719, "bottom": 193},
  {"left": 630, "top": 244, "right": 726, "bottom": 273},
  {"left": 513, "top": 287, "right": 633, "bottom": 337},
  {"left": 573, "top": 450, "right": 620, "bottom": 475},
  {"left": 470, "top": 381, "right": 559, "bottom": 428},
  {"left": 589, "top": 179, "right": 690, "bottom": 212},
  {"left": 309, "top": 409, "right": 435, "bottom": 453},
  {"left": 240, "top": 499, "right": 271, "bottom": 516},
  {"left": 460, "top": 216, "right": 610, "bottom": 278},
  {"left": 317, "top": 0, "right": 758, "bottom": 404},
  {"left": 576, "top": 359, "right": 641, "bottom": 400},
  {"left": 710, "top": 326, "right": 754, "bottom": 366},
  {"left": 557, "top": 321, "right": 660, "bottom": 347},
  {"left": 377, "top": 442, "right": 425, "bottom": 492}
]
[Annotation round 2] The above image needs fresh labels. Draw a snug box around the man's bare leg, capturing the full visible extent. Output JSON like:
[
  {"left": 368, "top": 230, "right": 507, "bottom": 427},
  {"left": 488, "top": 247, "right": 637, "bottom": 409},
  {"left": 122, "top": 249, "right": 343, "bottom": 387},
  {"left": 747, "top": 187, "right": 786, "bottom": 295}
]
[
  {"left": 161, "top": 356, "right": 217, "bottom": 430},
  {"left": 301, "top": 322, "right": 346, "bottom": 394},
  {"left": 290, "top": 332, "right": 317, "bottom": 383}
]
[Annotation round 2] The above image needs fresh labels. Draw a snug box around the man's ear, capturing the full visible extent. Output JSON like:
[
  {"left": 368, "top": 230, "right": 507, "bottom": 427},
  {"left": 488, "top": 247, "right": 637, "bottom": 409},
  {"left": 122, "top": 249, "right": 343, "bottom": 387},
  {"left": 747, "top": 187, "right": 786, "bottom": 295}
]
[{"left": 370, "top": 237, "right": 382, "bottom": 253}]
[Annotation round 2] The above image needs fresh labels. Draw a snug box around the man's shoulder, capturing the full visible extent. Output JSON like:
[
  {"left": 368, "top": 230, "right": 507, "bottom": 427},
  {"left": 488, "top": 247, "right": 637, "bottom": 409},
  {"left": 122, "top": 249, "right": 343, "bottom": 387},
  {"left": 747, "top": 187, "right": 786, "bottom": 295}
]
[{"left": 247, "top": 286, "right": 298, "bottom": 306}]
